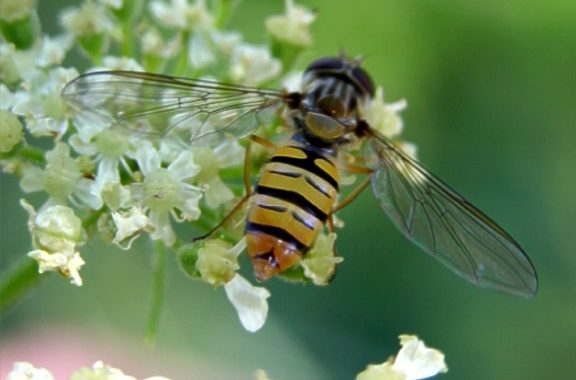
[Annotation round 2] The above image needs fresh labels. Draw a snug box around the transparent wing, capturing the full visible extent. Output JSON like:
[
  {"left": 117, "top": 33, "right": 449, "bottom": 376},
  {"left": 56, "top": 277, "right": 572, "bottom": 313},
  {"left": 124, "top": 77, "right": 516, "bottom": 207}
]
[
  {"left": 61, "top": 70, "right": 287, "bottom": 140},
  {"left": 366, "top": 129, "right": 538, "bottom": 297}
]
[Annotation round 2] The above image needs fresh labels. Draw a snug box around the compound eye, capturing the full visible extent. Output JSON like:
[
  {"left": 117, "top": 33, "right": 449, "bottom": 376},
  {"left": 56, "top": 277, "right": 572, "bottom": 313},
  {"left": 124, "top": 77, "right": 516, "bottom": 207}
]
[
  {"left": 305, "top": 57, "right": 345, "bottom": 74},
  {"left": 351, "top": 66, "right": 375, "bottom": 97}
]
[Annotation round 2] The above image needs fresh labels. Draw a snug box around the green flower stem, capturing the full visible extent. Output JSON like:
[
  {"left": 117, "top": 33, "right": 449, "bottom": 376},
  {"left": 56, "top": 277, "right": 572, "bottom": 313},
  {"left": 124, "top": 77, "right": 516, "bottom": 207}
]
[
  {"left": 120, "top": 20, "right": 134, "bottom": 57},
  {"left": 0, "top": 257, "right": 41, "bottom": 312},
  {"left": 145, "top": 240, "right": 166, "bottom": 345},
  {"left": 214, "top": 0, "right": 235, "bottom": 28},
  {"left": 20, "top": 145, "right": 47, "bottom": 164},
  {"left": 173, "top": 31, "right": 190, "bottom": 77}
]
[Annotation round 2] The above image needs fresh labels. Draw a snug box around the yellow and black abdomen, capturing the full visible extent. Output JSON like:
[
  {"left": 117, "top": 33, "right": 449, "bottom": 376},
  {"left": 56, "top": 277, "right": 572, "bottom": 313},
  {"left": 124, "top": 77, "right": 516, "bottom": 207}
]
[{"left": 246, "top": 144, "right": 339, "bottom": 280}]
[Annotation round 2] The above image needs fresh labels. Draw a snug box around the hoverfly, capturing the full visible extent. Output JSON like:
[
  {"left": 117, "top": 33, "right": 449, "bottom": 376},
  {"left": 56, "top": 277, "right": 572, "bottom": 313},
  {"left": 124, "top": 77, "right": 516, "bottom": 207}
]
[{"left": 61, "top": 56, "right": 538, "bottom": 297}]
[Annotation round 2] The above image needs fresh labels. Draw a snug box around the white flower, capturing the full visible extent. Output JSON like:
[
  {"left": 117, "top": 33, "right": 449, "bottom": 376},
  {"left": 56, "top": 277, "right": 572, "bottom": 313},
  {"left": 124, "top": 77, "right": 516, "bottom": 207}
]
[
  {"left": 6, "top": 361, "right": 173, "bottom": 380},
  {"left": 99, "top": 0, "right": 123, "bottom": 10},
  {"left": 150, "top": 0, "right": 214, "bottom": 31},
  {"left": 69, "top": 361, "right": 172, "bottom": 380},
  {"left": 99, "top": 56, "right": 145, "bottom": 71},
  {"left": 28, "top": 250, "right": 85, "bottom": 286},
  {"left": 229, "top": 44, "right": 282, "bottom": 86},
  {"left": 130, "top": 142, "right": 202, "bottom": 245},
  {"left": 0, "top": 84, "right": 16, "bottom": 109},
  {"left": 6, "top": 362, "right": 54, "bottom": 380},
  {"left": 60, "top": 1, "right": 114, "bottom": 37},
  {"left": 150, "top": 0, "right": 217, "bottom": 68},
  {"left": 356, "top": 335, "right": 448, "bottom": 380},
  {"left": 36, "top": 35, "right": 73, "bottom": 67},
  {"left": 224, "top": 274, "right": 271, "bottom": 332},
  {"left": 187, "top": 31, "right": 216, "bottom": 69},
  {"left": 192, "top": 141, "right": 243, "bottom": 209},
  {"left": 0, "top": 109, "right": 23, "bottom": 152},
  {"left": 211, "top": 30, "right": 243, "bottom": 55},
  {"left": 266, "top": 0, "right": 316, "bottom": 47},
  {"left": 20, "top": 142, "right": 102, "bottom": 209},
  {"left": 0, "top": 0, "right": 35, "bottom": 23},
  {"left": 11, "top": 67, "right": 79, "bottom": 137},
  {"left": 301, "top": 232, "right": 343, "bottom": 285},
  {"left": 111, "top": 206, "right": 151, "bottom": 249},
  {"left": 364, "top": 86, "right": 407, "bottom": 138},
  {"left": 282, "top": 71, "right": 304, "bottom": 93},
  {"left": 0, "top": 42, "right": 21, "bottom": 83},
  {"left": 69, "top": 127, "right": 142, "bottom": 210},
  {"left": 22, "top": 200, "right": 86, "bottom": 286},
  {"left": 70, "top": 128, "right": 131, "bottom": 182},
  {"left": 140, "top": 27, "right": 181, "bottom": 60},
  {"left": 196, "top": 238, "right": 244, "bottom": 286}
]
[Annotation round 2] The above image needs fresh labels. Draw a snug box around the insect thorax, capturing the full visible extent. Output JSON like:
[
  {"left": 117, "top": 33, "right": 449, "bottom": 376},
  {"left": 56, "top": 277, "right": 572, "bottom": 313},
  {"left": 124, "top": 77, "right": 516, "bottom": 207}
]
[{"left": 296, "top": 73, "right": 369, "bottom": 146}]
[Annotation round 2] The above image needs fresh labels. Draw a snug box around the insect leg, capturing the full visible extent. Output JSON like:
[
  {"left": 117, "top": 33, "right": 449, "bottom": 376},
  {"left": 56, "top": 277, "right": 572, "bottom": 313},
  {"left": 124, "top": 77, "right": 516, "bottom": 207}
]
[
  {"left": 193, "top": 135, "right": 279, "bottom": 242},
  {"left": 193, "top": 136, "right": 263, "bottom": 242},
  {"left": 332, "top": 165, "right": 373, "bottom": 214}
]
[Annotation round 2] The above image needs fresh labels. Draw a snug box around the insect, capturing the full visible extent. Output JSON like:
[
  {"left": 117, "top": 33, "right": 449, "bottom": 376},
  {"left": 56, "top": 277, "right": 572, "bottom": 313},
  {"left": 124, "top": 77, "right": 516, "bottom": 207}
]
[{"left": 61, "top": 55, "right": 538, "bottom": 297}]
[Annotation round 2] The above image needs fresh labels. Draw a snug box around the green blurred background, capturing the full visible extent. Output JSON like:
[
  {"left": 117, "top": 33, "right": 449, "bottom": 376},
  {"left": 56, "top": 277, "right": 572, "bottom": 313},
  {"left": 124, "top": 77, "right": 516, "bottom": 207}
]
[{"left": 1, "top": 0, "right": 575, "bottom": 379}]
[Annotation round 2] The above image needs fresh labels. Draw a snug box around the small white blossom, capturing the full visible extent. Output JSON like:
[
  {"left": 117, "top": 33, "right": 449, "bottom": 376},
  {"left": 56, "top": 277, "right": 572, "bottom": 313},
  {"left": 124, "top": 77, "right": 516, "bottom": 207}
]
[
  {"left": 192, "top": 141, "right": 243, "bottom": 209},
  {"left": 99, "top": 0, "right": 123, "bottom": 10},
  {"left": 364, "top": 86, "right": 407, "bottom": 138},
  {"left": 100, "top": 182, "right": 131, "bottom": 210},
  {"left": 301, "top": 232, "right": 343, "bottom": 285},
  {"left": 0, "top": 84, "right": 17, "bottom": 109},
  {"left": 60, "top": 1, "right": 114, "bottom": 37},
  {"left": 187, "top": 31, "right": 216, "bottom": 69},
  {"left": 6, "top": 362, "right": 54, "bottom": 380},
  {"left": 36, "top": 35, "right": 73, "bottom": 67},
  {"left": 150, "top": 0, "right": 214, "bottom": 31},
  {"left": 150, "top": 0, "right": 217, "bottom": 68},
  {"left": 141, "top": 27, "right": 181, "bottom": 60},
  {"left": 20, "top": 142, "right": 101, "bottom": 209},
  {"left": 356, "top": 335, "right": 448, "bottom": 380},
  {"left": 1, "top": 36, "right": 72, "bottom": 86},
  {"left": 266, "top": 0, "right": 316, "bottom": 47},
  {"left": 130, "top": 142, "right": 202, "bottom": 245},
  {"left": 0, "top": 0, "right": 35, "bottom": 23},
  {"left": 212, "top": 30, "right": 243, "bottom": 55},
  {"left": 225, "top": 274, "right": 271, "bottom": 332},
  {"left": 28, "top": 250, "right": 85, "bottom": 286},
  {"left": 111, "top": 206, "right": 151, "bottom": 249},
  {"left": 229, "top": 44, "right": 282, "bottom": 86},
  {"left": 69, "top": 361, "right": 172, "bottom": 380},
  {"left": 11, "top": 67, "right": 78, "bottom": 137},
  {"left": 69, "top": 128, "right": 140, "bottom": 209},
  {"left": 99, "top": 56, "right": 145, "bottom": 71},
  {"left": 7, "top": 361, "right": 172, "bottom": 380},
  {"left": 196, "top": 238, "right": 244, "bottom": 286},
  {"left": 22, "top": 200, "right": 86, "bottom": 286},
  {"left": 0, "top": 43, "right": 21, "bottom": 83},
  {"left": 0, "top": 110, "right": 23, "bottom": 152},
  {"left": 282, "top": 71, "right": 304, "bottom": 93}
]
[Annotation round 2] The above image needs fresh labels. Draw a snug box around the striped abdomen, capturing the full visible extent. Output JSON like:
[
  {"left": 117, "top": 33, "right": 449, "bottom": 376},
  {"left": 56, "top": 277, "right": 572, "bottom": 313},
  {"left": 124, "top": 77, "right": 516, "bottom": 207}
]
[{"left": 246, "top": 143, "right": 339, "bottom": 280}]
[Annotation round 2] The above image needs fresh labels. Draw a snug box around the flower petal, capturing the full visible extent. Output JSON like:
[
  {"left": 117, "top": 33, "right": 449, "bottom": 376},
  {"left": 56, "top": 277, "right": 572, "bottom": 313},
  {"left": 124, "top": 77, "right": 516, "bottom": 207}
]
[{"left": 224, "top": 274, "right": 270, "bottom": 332}]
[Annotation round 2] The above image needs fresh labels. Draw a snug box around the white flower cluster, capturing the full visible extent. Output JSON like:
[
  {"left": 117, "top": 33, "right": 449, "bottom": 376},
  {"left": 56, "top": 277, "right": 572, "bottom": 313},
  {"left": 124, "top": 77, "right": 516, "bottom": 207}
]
[
  {"left": 0, "top": 0, "right": 321, "bottom": 332},
  {"left": 6, "top": 335, "right": 447, "bottom": 380},
  {"left": 6, "top": 361, "right": 171, "bottom": 380},
  {"left": 1, "top": 0, "right": 409, "bottom": 333},
  {"left": 356, "top": 335, "right": 448, "bottom": 380}
]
